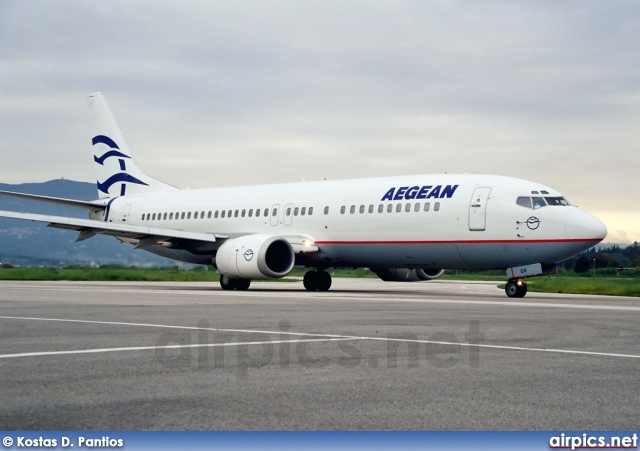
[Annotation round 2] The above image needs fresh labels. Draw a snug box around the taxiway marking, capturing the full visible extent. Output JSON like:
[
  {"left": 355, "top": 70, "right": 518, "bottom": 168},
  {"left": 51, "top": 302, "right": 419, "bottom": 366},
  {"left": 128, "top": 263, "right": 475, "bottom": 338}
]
[{"left": 1, "top": 315, "right": 639, "bottom": 361}]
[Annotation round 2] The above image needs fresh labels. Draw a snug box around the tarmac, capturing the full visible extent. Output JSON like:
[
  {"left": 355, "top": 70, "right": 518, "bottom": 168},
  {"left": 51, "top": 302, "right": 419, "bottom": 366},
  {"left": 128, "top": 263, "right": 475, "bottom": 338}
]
[{"left": 1, "top": 278, "right": 638, "bottom": 430}]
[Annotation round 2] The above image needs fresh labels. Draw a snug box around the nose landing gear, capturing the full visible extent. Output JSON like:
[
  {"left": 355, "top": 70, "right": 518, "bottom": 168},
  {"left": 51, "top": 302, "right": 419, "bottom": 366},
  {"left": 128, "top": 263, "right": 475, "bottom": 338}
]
[{"left": 505, "top": 278, "right": 527, "bottom": 298}]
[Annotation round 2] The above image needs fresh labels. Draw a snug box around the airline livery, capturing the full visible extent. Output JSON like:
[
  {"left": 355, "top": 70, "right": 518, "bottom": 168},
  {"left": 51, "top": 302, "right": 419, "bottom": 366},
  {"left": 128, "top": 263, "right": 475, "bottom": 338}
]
[{"left": 0, "top": 93, "right": 607, "bottom": 297}]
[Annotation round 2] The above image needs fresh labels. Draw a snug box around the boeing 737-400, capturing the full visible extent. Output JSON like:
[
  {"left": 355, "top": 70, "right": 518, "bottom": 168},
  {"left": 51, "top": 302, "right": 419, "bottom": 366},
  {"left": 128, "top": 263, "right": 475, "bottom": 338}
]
[{"left": 0, "top": 93, "right": 607, "bottom": 297}]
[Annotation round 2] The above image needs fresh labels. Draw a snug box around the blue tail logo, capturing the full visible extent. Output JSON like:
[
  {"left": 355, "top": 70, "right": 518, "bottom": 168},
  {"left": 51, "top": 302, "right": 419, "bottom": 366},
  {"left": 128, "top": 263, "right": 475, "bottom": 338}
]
[{"left": 92, "top": 135, "right": 149, "bottom": 196}]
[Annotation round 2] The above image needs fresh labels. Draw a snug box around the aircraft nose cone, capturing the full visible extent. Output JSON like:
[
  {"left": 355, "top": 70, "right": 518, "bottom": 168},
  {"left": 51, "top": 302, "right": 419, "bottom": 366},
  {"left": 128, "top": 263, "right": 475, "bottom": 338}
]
[
  {"left": 568, "top": 209, "right": 607, "bottom": 243},
  {"left": 590, "top": 215, "right": 608, "bottom": 242}
]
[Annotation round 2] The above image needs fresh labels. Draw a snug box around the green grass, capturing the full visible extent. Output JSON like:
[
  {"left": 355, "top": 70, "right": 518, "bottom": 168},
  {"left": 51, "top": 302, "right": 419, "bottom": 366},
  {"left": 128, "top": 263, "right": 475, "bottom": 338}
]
[
  {"left": 523, "top": 277, "right": 640, "bottom": 297},
  {"left": 0, "top": 266, "right": 221, "bottom": 282},
  {"left": 1, "top": 266, "right": 639, "bottom": 296}
]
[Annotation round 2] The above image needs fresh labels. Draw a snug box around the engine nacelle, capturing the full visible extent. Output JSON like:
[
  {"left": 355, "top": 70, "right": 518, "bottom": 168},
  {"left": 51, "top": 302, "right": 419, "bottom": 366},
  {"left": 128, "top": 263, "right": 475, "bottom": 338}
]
[
  {"left": 215, "top": 234, "right": 295, "bottom": 279},
  {"left": 371, "top": 267, "right": 445, "bottom": 282}
]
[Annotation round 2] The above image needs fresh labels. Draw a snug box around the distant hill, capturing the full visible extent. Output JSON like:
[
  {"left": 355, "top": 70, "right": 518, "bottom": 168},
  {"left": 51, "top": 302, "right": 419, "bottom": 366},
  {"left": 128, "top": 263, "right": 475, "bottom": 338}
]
[{"left": 0, "top": 179, "right": 172, "bottom": 267}]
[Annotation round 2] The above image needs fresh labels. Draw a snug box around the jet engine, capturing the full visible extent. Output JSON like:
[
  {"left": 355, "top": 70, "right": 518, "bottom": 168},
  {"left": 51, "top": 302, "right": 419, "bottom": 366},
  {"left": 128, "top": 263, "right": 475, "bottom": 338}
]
[
  {"left": 371, "top": 267, "right": 445, "bottom": 282},
  {"left": 215, "top": 234, "right": 295, "bottom": 279}
]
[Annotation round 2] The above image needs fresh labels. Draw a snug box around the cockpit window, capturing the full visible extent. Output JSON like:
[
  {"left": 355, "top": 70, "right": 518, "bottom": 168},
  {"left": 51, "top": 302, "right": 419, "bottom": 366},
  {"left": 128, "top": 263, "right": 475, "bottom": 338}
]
[
  {"left": 518, "top": 195, "right": 569, "bottom": 209},
  {"left": 532, "top": 197, "right": 546, "bottom": 209},
  {"left": 545, "top": 196, "right": 570, "bottom": 206},
  {"left": 516, "top": 197, "right": 532, "bottom": 208}
]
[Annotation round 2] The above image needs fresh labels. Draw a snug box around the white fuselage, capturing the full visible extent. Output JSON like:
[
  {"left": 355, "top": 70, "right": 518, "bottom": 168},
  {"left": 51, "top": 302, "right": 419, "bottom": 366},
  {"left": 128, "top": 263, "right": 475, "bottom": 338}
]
[{"left": 96, "top": 173, "right": 607, "bottom": 270}]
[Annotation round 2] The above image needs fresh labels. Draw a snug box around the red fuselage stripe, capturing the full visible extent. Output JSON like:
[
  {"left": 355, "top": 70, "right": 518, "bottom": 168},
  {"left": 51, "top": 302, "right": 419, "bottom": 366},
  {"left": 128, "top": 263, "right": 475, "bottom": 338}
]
[{"left": 315, "top": 238, "right": 600, "bottom": 245}]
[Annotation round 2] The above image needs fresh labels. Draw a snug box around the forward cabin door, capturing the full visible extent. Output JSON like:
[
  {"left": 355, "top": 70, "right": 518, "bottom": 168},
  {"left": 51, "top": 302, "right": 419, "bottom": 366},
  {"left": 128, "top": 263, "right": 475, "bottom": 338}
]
[{"left": 469, "top": 187, "right": 491, "bottom": 231}]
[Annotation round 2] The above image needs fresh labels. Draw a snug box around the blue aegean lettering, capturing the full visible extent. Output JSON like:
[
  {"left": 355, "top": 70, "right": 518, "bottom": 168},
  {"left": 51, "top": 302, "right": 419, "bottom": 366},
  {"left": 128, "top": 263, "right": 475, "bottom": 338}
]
[{"left": 380, "top": 184, "right": 459, "bottom": 201}]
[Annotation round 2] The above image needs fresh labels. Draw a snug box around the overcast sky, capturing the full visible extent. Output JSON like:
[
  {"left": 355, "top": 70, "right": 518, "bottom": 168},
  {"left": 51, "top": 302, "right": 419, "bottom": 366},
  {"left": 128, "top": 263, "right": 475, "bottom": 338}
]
[{"left": 1, "top": 1, "right": 639, "bottom": 242}]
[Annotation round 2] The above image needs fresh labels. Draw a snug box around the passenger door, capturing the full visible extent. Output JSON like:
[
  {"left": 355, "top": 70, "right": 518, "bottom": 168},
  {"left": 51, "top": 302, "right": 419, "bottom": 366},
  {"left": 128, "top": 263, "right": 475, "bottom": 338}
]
[
  {"left": 469, "top": 187, "right": 491, "bottom": 231},
  {"left": 122, "top": 204, "right": 132, "bottom": 223}
]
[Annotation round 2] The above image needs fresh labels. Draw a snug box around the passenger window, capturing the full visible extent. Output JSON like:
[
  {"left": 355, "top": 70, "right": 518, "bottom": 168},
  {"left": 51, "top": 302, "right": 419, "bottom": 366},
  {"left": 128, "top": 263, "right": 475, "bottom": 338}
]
[
  {"left": 241, "top": 209, "right": 246, "bottom": 217},
  {"left": 187, "top": 212, "right": 191, "bottom": 219},
  {"left": 228, "top": 210, "right": 232, "bottom": 217},
  {"left": 221, "top": 210, "right": 225, "bottom": 218},
  {"left": 396, "top": 204, "right": 402, "bottom": 213},
  {"left": 340, "top": 206, "right": 346, "bottom": 214},
  {"left": 434, "top": 202, "right": 440, "bottom": 211},
  {"left": 308, "top": 207, "right": 313, "bottom": 215},
  {"left": 264, "top": 208, "right": 269, "bottom": 217},
  {"left": 272, "top": 208, "right": 277, "bottom": 216},
  {"left": 350, "top": 205, "right": 355, "bottom": 214},
  {"left": 516, "top": 197, "right": 532, "bottom": 209},
  {"left": 532, "top": 197, "right": 546, "bottom": 209},
  {"left": 181, "top": 212, "right": 185, "bottom": 220},
  {"left": 324, "top": 206, "right": 329, "bottom": 215},
  {"left": 141, "top": 214, "right": 146, "bottom": 221},
  {"left": 163, "top": 213, "right": 168, "bottom": 220},
  {"left": 256, "top": 209, "right": 260, "bottom": 217},
  {"left": 368, "top": 205, "right": 374, "bottom": 213},
  {"left": 248, "top": 209, "right": 253, "bottom": 217},
  {"left": 168, "top": 213, "right": 173, "bottom": 220},
  {"left": 214, "top": 211, "right": 219, "bottom": 218},
  {"left": 424, "top": 202, "right": 430, "bottom": 211},
  {"left": 414, "top": 203, "right": 420, "bottom": 212},
  {"left": 359, "top": 205, "right": 365, "bottom": 214},
  {"left": 300, "top": 207, "right": 306, "bottom": 216},
  {"left": 234, "top": 210, "right": 239, "bottom": 217},
  {"left": 378, "top": 204, "right": 384, "bottom": 213},
  {"left": 286, "top": 208, "right": 291, "bottom": 216},
  {"left": 387, "top": 204, "right": 393, "bottom": 213},
  {"left": 405, "top": 203, "right": 411, "bottom": 212}
]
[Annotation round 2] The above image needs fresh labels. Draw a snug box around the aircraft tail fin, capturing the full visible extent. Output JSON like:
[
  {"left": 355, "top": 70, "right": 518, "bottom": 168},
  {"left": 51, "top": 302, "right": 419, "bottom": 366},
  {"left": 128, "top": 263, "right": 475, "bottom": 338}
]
[{"left": 88, "top": 92, "right": 177, "bottom": 199}]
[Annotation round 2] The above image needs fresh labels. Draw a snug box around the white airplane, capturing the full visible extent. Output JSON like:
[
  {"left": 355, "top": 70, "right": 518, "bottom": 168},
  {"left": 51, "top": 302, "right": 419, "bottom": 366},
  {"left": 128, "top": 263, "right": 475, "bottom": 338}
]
[{"left": 0, "top": 93, "right": 607, "bottom": 297}]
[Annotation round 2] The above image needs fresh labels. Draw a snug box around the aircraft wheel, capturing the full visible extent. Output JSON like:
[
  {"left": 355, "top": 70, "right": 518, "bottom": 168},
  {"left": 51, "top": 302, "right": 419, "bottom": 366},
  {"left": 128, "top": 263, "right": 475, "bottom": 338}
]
[
  {"left": 516, "top": 281, "right": 527, "bottom": 298},
  {"left": 235, "top": 279, "right": 251, "bottom": 291},
  {"left": 505, "top": 279, "right": 527, "bottom": 298},
  {"left": 317, "top": 271, "right": 332, "bottom": 291},
  {"left": 303, "top": 271, "right": 319, "bottom": 291},
  {"left": 220, "top": 275, "right": 236, "bottom": 290}
]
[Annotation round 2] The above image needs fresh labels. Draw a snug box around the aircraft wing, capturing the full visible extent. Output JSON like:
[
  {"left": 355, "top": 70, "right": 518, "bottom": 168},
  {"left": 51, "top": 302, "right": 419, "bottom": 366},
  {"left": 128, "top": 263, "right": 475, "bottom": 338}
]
[
  {"left": 0, "top": 210, "right": 319, "bottom": 254},
  {"left": 0, "top": 190, "right": 106, "bottom": 210},
  {"left": 0, "top": 210, "right": 225, "bottom": 251}
]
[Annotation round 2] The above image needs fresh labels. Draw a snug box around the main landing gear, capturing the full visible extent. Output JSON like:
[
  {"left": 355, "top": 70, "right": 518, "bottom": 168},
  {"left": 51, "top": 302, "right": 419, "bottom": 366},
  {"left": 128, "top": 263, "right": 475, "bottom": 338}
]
[
  {"left": 505, "top": 278, "right": 527, "bottom": 298},
  {"left": 303, "top": 269, "right": 332, "bottom": 291},
  {"left": 220, "top": 275, "right": 251, "bottom": 291}
]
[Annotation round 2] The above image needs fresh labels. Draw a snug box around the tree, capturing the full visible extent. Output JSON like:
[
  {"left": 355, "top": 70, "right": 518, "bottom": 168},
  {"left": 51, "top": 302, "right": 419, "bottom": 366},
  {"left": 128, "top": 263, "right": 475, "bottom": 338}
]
[
  {"left": 574, "top": 255, "right": 590, "bottom": 273},
  {"left": 594, "top": 252, "right": 619, "bottom": 268},
  {"left": 562, "top": 257, "right": 576, "bottom": 271}
]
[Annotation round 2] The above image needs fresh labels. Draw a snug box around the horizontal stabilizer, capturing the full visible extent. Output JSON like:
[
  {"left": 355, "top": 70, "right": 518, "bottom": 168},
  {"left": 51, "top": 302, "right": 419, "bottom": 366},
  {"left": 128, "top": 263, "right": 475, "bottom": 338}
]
[{"left": 0, "top": 190, "right": 106, "bottom": 211}]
